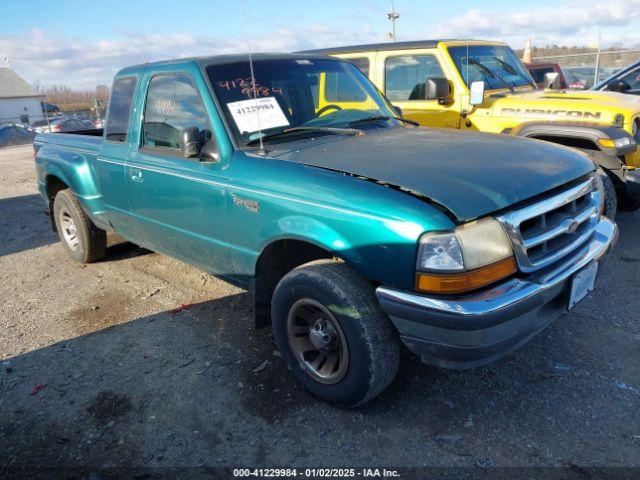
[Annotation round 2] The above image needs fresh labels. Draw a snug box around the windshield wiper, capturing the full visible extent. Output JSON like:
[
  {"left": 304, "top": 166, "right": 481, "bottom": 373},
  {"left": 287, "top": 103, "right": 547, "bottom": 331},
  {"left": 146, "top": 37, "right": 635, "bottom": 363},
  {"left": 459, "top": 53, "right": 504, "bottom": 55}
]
[
  {"left": 246, "top": 126, "right": 362, "bottom": 146},
  {"left": 492, "top": 57, "right": 525, "bottom": 91},
  {"left": 467, "top": 58, "right": 514, "bottom": 92},
  {"left": 347, "top": 115, "right": 419, "bottom": 127}
]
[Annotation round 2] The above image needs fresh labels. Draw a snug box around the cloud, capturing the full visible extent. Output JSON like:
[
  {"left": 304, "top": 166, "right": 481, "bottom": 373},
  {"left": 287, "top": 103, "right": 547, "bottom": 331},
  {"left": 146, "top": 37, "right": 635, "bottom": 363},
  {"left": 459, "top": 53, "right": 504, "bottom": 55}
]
[
  {"left": 0, "top": 26, "right": 379, "bottom": 90},
  {"left": 430, "top": 0, "right": 640, "bottom": 47},
  {"left": 2, "top": 0, "right": 640, "bottom": 90}
]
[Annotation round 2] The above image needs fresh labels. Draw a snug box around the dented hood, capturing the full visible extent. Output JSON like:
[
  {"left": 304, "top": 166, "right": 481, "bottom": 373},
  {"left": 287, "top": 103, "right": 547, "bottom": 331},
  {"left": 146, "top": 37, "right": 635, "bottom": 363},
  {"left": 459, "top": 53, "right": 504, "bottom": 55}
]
[{"left": 271, "top": 127, "right": 594, "bottom": 221}]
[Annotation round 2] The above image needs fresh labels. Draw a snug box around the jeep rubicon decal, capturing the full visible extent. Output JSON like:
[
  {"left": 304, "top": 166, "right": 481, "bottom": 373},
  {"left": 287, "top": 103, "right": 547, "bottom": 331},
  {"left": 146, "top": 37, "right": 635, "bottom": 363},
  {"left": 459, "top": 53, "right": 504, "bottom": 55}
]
[{"left": 500, "top": 108, "right": 602, "bottom": 119}]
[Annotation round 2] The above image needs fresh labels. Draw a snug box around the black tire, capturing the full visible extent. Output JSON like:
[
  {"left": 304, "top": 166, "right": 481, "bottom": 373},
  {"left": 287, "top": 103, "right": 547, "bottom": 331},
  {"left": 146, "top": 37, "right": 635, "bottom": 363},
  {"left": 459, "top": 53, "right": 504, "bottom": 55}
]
[
  {"left": 53, "top": 189, "right": 106, "bottom": 263},
  {"left": 271, "top": 260, "right": 400, "bottom": 407},
  {"left": 598, "top": 169, "right": 617, "bottom": 220}
]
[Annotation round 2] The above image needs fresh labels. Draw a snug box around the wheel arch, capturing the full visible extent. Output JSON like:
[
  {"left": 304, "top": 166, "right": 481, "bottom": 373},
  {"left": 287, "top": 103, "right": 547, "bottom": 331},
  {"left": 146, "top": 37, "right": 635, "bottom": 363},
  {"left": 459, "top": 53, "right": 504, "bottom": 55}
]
[
  {"left": 252, "top": 237, "right": 337, "bottom": 329},
  {"left": 510, "top": 122, "right": 631, "bottom": 172},
  {"left": 44, "top": 173, "right": 70, "bottom": 230}
]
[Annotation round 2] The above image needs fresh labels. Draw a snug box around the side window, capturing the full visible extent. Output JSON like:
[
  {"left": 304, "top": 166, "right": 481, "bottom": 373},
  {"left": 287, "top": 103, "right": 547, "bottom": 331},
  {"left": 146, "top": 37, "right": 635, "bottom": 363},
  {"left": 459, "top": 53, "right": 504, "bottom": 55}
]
[
  {"left": 142, "top": 73, "right": 210, "bottom": 150},
  {"left": 346, "top": 57, "right": 370, "bottom": 77},
  {"left": 105, "top": 76, "right": 137, "bottom": 142},
  {"left": 385, "top": 55, "right": 445, "bottom": 101}
]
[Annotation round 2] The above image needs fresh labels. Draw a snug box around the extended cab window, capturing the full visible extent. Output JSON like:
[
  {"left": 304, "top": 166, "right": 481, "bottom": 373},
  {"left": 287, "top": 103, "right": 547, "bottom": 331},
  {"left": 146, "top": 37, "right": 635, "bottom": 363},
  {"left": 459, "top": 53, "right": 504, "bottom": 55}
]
[
  {"left": 105, "top": 76, "right": 137, "bottom": 142},
  {"left": 385, "top": 55, "right": 444, "bottom": 101},
  {"left": 142, "top": 73, "right": 210, "bottom": 150}
]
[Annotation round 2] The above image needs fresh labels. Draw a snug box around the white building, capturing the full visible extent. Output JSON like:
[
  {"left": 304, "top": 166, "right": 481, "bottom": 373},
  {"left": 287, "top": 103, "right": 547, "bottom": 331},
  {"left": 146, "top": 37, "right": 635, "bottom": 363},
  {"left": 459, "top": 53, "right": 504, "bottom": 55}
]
[{"left": 0, "top": 67, "right": 45, "bottom": 124}]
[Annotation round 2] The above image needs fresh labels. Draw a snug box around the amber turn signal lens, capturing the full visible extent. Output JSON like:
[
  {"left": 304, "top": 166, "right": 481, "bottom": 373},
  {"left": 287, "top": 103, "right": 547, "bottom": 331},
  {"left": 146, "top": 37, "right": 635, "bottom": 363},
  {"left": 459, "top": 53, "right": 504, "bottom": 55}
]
[
  {"left": 597, "top": 138, "right": 615, "bottom": 149},
  {"left": 416, "top": 257, "right": 517, "bottom": 294}
]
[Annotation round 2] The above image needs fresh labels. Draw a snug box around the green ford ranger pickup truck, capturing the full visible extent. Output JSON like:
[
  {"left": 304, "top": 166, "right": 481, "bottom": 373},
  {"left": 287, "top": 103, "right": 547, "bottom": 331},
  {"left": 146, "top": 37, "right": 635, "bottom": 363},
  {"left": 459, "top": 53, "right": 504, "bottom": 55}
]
[{"left": 35, "top": 53, "right": 618, "bottom": 406}]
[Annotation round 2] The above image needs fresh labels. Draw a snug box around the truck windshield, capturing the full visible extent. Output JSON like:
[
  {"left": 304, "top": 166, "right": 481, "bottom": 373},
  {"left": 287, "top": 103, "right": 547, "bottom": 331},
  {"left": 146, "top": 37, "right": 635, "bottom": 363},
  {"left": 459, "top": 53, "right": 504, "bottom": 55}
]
[
  {"left": 206, "top": 58, "right": 397, "bottom": 146},
  {"left": 448, "top": 45, "right": 535, "bottom": 90}
]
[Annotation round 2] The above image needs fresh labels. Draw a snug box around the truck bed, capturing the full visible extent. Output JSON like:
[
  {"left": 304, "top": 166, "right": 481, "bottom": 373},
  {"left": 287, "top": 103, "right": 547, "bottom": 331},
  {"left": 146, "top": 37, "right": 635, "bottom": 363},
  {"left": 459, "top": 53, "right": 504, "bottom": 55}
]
[{"left": 35, "top": 129, "right": 103, "bottom": 152}]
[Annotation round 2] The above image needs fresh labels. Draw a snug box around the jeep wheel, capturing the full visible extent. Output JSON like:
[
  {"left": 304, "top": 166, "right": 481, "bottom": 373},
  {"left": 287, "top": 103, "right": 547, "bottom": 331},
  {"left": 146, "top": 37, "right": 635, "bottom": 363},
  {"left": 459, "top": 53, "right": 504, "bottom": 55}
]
[
  {"left": 271, "top": 260, "right": 400, "bottom": 407},
  {"left": 53, "top": 189, "right": 106, "bottom": 263}
]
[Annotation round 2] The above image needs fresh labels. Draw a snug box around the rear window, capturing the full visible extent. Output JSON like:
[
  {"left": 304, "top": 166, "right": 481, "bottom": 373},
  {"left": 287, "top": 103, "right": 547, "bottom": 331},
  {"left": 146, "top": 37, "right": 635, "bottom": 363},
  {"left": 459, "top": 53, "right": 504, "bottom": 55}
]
[
  {"left": 105, "top": 76, "right": 137, "bottom": 142},
  {"left": 529, "top": 66, "right": 554, "bottom": 83}
]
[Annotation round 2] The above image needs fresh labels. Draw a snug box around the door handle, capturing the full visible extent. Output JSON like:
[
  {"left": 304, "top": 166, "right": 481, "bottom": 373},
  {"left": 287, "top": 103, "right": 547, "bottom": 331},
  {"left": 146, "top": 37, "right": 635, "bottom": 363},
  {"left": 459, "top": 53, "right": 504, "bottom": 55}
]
[{"left": 130, "top": 168, "right": 143, "bottom": 182}]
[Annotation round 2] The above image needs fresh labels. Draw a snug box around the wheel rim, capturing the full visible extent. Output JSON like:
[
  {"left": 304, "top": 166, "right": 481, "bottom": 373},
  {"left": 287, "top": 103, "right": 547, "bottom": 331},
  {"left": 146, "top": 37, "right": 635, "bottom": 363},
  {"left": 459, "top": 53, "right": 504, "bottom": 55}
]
[
  {"left": 59, "top": 208, "right": 79, "bottom": 251},
  {"left": 286, "top": 298, "right": 349, "bottom": 385}
]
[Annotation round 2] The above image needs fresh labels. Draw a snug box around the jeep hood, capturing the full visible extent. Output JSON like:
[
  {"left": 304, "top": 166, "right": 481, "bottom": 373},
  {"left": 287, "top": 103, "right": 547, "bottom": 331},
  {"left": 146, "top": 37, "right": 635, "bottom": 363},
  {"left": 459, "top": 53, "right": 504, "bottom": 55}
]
[
  {"left": 270, "top": 127, "right": 594, "bottom": 221},
  {"left": 490, "top": 88, "right": 640, "bottom": 120}
]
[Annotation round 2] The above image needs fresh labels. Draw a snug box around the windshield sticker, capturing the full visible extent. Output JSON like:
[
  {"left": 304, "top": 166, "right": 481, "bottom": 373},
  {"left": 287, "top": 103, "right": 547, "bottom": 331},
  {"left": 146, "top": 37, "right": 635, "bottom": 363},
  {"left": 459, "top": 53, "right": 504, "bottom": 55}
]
[{"left": 228, "top": 97, "right": 289, "bottom": 134}]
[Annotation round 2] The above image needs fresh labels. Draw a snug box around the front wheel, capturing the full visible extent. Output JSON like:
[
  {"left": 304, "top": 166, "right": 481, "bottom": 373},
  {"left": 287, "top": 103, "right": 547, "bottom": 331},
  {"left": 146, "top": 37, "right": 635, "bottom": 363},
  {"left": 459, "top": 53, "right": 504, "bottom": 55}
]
[{"left": 271, "top": 260, "right": 400, "bottom": 407}]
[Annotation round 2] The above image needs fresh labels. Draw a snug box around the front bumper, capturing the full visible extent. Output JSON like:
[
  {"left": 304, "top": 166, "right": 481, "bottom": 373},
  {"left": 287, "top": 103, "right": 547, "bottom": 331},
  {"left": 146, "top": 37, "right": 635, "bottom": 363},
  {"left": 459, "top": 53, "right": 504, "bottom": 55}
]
[{"left": 376, "top": 218, "right": 618, "bottom": 369}]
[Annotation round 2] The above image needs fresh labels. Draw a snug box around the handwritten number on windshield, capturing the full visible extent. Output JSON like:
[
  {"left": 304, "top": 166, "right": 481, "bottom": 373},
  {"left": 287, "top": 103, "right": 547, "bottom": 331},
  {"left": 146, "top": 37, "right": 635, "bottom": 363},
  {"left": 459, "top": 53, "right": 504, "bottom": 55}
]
[{"left": 218, "top": 78, "right": 283, "bottom": 98}]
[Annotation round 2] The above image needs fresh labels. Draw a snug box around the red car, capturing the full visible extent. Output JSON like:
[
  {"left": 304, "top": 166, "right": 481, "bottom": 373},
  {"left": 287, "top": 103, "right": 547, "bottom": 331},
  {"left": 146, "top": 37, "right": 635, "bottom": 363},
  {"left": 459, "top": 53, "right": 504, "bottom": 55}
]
[{"left": 525, "top": 63, "right": 568, "bottom": 89}]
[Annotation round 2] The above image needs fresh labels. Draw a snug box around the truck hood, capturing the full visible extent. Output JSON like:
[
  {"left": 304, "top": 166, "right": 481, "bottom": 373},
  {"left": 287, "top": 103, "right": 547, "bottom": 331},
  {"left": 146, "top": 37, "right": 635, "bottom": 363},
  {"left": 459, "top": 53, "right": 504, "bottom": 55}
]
[
  {"left": 489, "top": 88, "right": 640, "bottom": 123},
  {"left": 270, "top": 127, "right": 594, "bottom": 221}
]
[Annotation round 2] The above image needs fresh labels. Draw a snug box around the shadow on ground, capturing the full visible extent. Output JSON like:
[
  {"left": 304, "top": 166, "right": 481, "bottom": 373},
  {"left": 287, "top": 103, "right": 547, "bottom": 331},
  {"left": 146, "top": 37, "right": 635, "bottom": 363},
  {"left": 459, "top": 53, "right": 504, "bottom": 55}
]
[
  {"left": 0, "top": 194, "right": 56, "bottom": 257},
  {"left": 0, "top": 214, "right": 638, "bottom": 470}
]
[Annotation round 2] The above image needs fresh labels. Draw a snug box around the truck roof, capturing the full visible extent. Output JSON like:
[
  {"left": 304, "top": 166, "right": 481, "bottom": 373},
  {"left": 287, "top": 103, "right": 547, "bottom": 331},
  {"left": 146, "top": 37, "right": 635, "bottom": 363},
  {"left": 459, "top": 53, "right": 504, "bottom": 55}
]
[
  {"left": 115, "top": 52, "right": 340, "bottom": 78},
  {"left": 298, "top": 39, "right": 500, "bottom": 55}
]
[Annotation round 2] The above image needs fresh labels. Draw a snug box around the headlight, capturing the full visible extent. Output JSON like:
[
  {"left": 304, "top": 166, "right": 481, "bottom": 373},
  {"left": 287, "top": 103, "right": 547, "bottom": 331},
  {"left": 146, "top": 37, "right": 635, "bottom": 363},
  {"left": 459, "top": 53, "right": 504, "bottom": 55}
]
[
  {"left": 597, "top": 136, "right": 635, "bottom": 148},
  {"left": 416, "top": 217, "right": 516, "bottom": 294}
]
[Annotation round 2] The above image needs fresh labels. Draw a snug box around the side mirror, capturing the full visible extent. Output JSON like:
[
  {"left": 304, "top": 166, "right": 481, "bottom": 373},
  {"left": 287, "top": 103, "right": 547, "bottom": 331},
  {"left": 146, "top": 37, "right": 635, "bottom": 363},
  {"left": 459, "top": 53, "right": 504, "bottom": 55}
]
[
  {"left": 425, "top": 77, "right": 450, "bottom": 104},
  {"left": 544, "top": 72, "right": 561, "bottom": 90},
  {"left": 200, "top": 139, "right": 220, "bottom": 163},
  {"left": 180, "top": 126, "right": 202, "bottom": 158},
  {"left": 393, "top": 105, "right": 403, "bottom": 117},
  {"left": 607, "top": 79, "right": 631, "bottom": 92},
  {"left": 469, "top": 81, "right": 485, "bottom": 106}
]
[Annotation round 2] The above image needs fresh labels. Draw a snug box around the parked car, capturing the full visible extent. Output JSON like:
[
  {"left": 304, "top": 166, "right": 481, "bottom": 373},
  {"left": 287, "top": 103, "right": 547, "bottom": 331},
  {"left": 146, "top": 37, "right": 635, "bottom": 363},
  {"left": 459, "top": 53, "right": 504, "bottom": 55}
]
[
  {"left": 41, "top": 102, "right": 60, "bottom": 114},
  {"left": 0, "top": 123, "right": 36, "bottom": 148},
  {"left": 309, "top": 40, "right": 640, "bottom": 215},
  {"left": 35, "top": 53, "right": 618, "bottom": 406},
  {"left": 525, "top": 63, "right": 567, "bottom": 89},
  {"left": 32, "top": 116, "right": 93, "bottom": 133},
  {"left": 594, "top": 59, "right": 640, "bottom": 95},
  {"left": 562, "top": 66, "right": 616, "bottom": 90}
]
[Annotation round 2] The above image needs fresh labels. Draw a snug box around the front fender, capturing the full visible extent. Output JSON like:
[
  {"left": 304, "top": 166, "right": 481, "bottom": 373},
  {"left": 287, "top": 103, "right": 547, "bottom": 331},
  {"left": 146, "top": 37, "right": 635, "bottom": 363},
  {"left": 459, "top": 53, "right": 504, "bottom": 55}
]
[
  {"left": 260, "top": 216, "right": 360, "bottom": 263},
  {"left": 255, "top": 213, "right": 430, "bottom": 289},
  {"left": 510, "top": 122, "right": 636, "bottom": 162}
]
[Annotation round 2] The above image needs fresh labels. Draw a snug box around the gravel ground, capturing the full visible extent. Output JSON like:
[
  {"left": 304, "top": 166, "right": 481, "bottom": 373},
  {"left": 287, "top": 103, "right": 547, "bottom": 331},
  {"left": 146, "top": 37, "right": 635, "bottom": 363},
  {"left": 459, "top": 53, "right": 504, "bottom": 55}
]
[{"left": 0, "top": 145, "right": 639, "bottom": 473}]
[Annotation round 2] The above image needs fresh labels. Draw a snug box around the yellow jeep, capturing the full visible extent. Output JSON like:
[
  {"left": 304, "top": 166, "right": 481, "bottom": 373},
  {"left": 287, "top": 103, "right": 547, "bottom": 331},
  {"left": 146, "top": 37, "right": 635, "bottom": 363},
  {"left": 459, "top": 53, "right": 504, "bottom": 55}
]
[{"left": 304, "top": 40, "right": 640, "bottom": 217}]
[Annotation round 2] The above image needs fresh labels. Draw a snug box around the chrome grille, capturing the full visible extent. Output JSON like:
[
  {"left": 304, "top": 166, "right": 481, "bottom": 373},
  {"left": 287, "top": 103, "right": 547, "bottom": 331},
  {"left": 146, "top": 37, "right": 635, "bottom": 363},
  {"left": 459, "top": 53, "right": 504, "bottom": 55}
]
[{"left": 497, "top": 176, "right": 600, "bottom": 273}]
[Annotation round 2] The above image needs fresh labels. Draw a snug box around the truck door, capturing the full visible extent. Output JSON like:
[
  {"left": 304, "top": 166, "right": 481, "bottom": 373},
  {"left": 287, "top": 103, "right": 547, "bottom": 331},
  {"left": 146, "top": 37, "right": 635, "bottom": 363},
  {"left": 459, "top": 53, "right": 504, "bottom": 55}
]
[
  {"left": 124, "top": 70, "right": 233, "bottom": 275},
  {"left": 380, "top": 51, "right": 460, "bottom": 128},
  {"left": 95, "top": 75, "right": 143, "bottom": 243}
]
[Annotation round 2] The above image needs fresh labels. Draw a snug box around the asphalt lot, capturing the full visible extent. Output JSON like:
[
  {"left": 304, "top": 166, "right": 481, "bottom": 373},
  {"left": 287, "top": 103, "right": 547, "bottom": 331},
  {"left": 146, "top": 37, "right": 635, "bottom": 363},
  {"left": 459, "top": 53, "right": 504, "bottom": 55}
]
[{"left": 0, "top": 144, "right": 639, "bottom": 472}]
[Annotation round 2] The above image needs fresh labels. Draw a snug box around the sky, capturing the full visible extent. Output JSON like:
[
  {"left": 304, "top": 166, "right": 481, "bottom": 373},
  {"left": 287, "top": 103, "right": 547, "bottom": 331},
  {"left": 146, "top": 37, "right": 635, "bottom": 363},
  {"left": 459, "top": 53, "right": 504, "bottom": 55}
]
[{"left": 1, "top": 0, "right": 639, "bottom": 89}]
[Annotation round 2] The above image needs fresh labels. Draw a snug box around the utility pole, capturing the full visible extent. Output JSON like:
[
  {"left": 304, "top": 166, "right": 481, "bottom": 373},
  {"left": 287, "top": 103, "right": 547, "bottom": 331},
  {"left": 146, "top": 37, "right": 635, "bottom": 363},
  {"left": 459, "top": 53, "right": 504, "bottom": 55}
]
[
  {"left": 593, "top": 28, "right": 602, "bottom": 87},
  {"left": 387, "top": 1, "right": 399, "bottom": 42}
]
